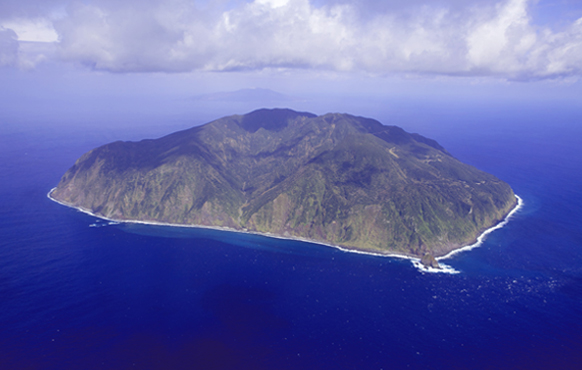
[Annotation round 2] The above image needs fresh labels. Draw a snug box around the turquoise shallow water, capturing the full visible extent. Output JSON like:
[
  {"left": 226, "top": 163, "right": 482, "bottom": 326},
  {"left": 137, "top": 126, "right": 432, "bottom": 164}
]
[{"left": 1, "top": 107, "right": 582, "bottom": 369}]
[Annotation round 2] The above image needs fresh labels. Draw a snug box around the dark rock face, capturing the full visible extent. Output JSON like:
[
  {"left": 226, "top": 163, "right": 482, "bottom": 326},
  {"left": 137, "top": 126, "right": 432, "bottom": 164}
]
[
  {"left": 51, "top": 108, "right": 517, "bottom": 257},
  {"left": 421, "top": 253, "right": 440, "bottom": 269}
]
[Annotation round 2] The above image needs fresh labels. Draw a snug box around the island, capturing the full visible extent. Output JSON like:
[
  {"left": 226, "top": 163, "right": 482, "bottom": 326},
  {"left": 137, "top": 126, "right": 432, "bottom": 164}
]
[{"left": 50, "top": 108, "right": 517, "bottom": 267}]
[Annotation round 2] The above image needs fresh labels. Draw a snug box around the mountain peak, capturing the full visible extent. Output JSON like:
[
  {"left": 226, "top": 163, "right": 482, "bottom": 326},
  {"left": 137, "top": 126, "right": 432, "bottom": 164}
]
[{"left": 238, "top": 108, "right": 316, "bottom": 133}]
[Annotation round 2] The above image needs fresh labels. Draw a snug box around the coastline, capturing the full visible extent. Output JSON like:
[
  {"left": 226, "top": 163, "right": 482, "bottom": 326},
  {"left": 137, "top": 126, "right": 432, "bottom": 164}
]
[
  {"left": 436, "top": 194, "right": 523, "bottom": 261},
  {"left": 48, "top": 188, "right": 522, "bottom": 273}
]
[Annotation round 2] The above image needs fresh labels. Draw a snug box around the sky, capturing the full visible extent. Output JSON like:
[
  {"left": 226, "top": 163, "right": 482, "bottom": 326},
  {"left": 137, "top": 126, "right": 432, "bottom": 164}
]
[{"left": 1, "top": 0, "right": 582, "bottom": 135}]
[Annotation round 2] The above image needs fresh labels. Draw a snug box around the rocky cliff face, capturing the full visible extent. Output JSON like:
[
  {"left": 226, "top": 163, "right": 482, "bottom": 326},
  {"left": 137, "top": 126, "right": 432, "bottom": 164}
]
[{"left": 51, "top": 108, "right": 517, "bottom": 258}]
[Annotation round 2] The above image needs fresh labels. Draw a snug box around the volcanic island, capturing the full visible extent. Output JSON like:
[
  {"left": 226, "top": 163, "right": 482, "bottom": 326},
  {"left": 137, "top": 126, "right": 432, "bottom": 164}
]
[{"left": 50, "top": 109, "right": 518, "bottom": 268}]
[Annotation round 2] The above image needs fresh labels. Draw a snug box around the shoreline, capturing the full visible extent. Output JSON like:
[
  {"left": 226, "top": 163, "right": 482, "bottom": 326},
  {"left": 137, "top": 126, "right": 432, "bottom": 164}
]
[
  {"left": 436, "top": 194, "right": 523, "bottom": 261},
  {"left": 48, "top": 188, "right": 522, "bottom": 272}
]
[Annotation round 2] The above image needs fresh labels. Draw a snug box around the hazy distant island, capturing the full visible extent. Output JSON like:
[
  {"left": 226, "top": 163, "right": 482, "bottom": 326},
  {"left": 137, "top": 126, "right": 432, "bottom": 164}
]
[{"left": 50, "top": 108, "right": 517, "bottom": 267}]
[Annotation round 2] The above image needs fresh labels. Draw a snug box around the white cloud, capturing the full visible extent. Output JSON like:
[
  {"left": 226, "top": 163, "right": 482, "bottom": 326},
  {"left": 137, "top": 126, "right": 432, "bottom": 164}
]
[
  {"left": 1, "top": 18, "right": 59, "bottom": 42},
  {"left": 207, "top": 0, "right": 355, "bottom": 71},
  {"left": 256, "top": 0, "right": 291, "bottom": 8},
  {"left": 3, "top": 0, "right": 582, "bottom": 80},
  {"left": 466, "top": 0, "right": 536, "bottom": 74},
  {"left": 533, "top": 17, "right": 582, "bottom": 78}
]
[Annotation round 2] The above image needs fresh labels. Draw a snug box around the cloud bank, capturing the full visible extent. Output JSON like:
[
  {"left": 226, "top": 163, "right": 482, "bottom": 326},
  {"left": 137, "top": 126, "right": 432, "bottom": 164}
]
[{"left": 2, "top": 0, "right": 582, "bottom": 79}]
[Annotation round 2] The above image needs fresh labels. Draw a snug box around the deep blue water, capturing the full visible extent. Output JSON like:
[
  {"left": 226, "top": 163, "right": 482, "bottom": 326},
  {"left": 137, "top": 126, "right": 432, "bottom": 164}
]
[{"left": 1, "top": 105, "right": 582, "bottom": 369}]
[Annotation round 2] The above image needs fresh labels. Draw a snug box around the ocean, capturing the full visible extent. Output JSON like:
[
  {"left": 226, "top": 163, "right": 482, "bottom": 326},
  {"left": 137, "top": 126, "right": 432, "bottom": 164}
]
[{"left": 1, "top": 103, "right": 581, "bottom": 369}]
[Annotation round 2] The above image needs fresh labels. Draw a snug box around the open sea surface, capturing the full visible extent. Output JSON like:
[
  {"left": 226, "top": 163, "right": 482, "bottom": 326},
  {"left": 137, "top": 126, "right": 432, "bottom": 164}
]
[{"left": 1, "top": 104, "right": 582, "bottom": 369}]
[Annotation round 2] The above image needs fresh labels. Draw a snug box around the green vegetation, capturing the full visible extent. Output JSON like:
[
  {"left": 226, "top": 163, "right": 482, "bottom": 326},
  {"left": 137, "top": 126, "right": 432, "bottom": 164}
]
[{"left": 52, "top": 108, "right": 517, "bottom": 258}]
